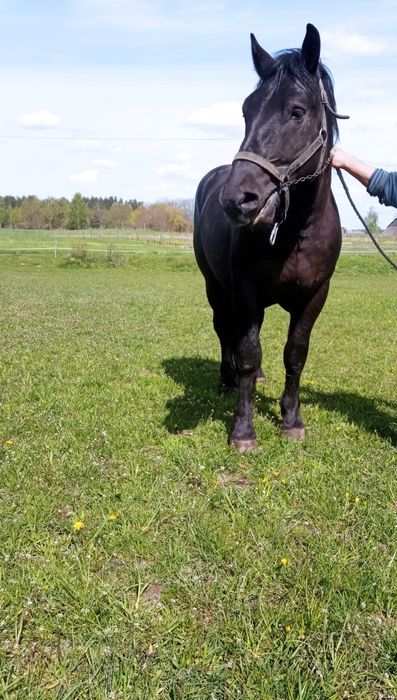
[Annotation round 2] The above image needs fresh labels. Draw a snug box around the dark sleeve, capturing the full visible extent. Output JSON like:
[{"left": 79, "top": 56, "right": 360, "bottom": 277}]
[{"left": 367, "top": 169, "right": 397, "bottom": 207}]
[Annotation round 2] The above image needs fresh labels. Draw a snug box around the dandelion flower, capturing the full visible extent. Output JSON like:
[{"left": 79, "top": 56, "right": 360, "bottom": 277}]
[
  {"left": 147, "top": 642, "right": 154, "bottom": 654},
  {"left": 108, "top": 512, "right": 121, "bottom": 521},
  {"left": 280, "top": 557, "right": 288, "bottom": 567},
  {"left": 354, "top": 496, "right": 360, "bottom": 504},
  {"left": 5, "top": 439, "right": 14, "bottom": 446},
  {"left": 284, "top": 624, "right": 291, "bottom": 633},
  {"left": 73, "top": 521, "right": 84, "bottom": 531}
]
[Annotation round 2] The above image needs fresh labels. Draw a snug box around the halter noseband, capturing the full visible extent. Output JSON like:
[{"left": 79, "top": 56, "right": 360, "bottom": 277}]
[{"left": 232, "top": 78, "right": 349, "bottom": 243}]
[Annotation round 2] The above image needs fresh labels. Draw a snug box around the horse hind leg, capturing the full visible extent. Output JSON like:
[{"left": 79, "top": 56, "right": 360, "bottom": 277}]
[
  {"left": 214, "top": 312, "right": 237, "bottom": 394},
  {"left": 254, "top": 306, "right": 265, "bottom": 385},
  {"left": 206, "top": 280, "right": 237, "bottom": 394}
]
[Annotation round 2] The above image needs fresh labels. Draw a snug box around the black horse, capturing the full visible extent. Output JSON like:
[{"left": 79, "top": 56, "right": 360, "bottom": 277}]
[{"left": 194, "top": 24, "right": 346, "bottom": 452}]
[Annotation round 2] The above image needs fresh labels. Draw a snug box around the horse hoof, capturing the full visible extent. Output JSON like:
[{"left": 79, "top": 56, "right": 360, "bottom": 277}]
[
  {"left": 281, "top": 426, "right": 305, "bottom": 441},
  {"left": 229, "top": 438, "right": 258, "bottom": 453}
]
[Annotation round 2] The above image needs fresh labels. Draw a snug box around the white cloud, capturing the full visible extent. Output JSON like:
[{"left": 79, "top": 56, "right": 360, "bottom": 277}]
[
  {"left": 73, "top": 0, "right": 185, "bottom": 32},
  {"left": 93, "top": 157, "right": 116, "bottom": 168},
  {"left": 187, "top": 101, "right": 242, "bottom": 128},
  {"left": 19, "top": 110, "right": 60, "bottom": 128},
  {"left": 155, "top": 153, "right": 199, "bottom": 181},
  {"left": 72, "top": 139, "right": 102, "bottom": 150},
  {"left": 322, "top": 31, "right": 387, "bottom": 56},
  {"left": 69, "top": 168, "right": 99, "bottom": 184}
]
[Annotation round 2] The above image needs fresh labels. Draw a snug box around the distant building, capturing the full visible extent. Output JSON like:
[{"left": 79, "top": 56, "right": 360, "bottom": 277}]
[{"left": 384, "top": 218, "right": 397, "bottom": 236}]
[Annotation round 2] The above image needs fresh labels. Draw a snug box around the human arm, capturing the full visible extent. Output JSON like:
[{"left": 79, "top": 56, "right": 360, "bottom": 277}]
[
  {"left": 331, "top": 146, "right": 375, "bottom": 187},
  {"left": 332, "top": 146, "right": 397, "bottom": 207}
]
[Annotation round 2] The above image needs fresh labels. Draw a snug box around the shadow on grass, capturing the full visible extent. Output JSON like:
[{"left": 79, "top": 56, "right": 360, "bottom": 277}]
[
  {"left": 162, "top": 356, "right": 233, "bottom": 435},
  {"left": 302, "top": 387, "right": 397, "bottom": 446},
  {"left": 162, "top": 356, "right": 280, "bottom": 436},
  {"left": 162, "top": 356, "right": 396, "bottom": 446}
]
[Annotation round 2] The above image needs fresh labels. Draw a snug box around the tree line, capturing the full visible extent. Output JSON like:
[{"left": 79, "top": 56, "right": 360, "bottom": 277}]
[{"left": 0, "top": 194, "right": 194, "bottom": 232}]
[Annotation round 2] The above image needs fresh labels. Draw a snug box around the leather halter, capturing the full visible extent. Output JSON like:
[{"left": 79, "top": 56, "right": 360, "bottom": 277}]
[{"left": 232, "top": 78, "right": 349, "bottom": 242}]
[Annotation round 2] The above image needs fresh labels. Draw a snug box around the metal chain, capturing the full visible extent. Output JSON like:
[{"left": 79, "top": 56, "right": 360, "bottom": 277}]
[{"left": 284, "top": 152, "right": 333, "bottom": 188}]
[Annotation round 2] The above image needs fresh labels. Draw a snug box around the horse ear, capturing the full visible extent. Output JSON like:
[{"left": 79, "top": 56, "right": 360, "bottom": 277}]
[
  {"left": 250, "top": 33, "right": 274, "bottom": 79},
  {"left": 301, "top": 23, "right": 321, "bottom": 73}
]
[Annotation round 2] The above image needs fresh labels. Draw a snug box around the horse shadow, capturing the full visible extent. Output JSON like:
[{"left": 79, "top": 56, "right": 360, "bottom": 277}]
[
  {"left": 162, "top": 356, "right": 396, "bottom": 446},
  {"left": 301, "top": 387, "right": 397, "bottom": 446},
  {"left": 162, "top": 356, "right": 236, "bottom": 435}
]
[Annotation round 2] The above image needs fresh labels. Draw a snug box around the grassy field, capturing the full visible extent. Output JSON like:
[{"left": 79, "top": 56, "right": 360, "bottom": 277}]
[{"left": 0, "top": 231, "right": 396, "bottom": 699}]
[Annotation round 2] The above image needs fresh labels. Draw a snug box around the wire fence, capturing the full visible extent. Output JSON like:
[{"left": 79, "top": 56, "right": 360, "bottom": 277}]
[{"left": 0, "top": 230, "right": 396, "bottom": 256}]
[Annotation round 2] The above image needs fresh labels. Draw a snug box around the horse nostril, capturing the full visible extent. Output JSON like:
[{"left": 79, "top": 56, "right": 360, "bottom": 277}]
[{"left": 241, "top": 192, "right": 259, "bottom": 205}]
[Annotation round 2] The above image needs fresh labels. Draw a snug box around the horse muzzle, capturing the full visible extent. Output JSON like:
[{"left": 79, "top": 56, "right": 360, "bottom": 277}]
[{"left": 220, "top": 188, "right": 280, "bottom": 230}]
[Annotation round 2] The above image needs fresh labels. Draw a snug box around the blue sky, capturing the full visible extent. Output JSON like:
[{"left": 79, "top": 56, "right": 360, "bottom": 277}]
[{"left": 1, "top": 0, "right": 397, "bottom": 228}]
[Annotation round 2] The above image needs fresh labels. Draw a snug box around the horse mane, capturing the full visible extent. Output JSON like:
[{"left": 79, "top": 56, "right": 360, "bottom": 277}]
[{"left": 257, "top": 49, "right": 339, "bottom": 141}]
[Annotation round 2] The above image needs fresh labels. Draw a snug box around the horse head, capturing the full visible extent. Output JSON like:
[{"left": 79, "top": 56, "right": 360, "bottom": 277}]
[{"left": 220, "top": 24, "right": 337, "bottom": 234}]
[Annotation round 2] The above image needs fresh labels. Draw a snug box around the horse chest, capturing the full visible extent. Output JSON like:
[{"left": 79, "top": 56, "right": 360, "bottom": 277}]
[{"left": 254, "top": 248, "right": 323, "bottom": 303}]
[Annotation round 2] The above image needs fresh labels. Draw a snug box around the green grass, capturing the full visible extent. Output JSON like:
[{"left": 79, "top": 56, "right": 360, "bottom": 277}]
[{"left": 0, "top": 232, "right": 396, "bottom": 699}]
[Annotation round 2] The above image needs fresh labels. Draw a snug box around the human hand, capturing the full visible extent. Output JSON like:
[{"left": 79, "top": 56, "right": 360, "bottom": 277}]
[{"left": 330, "top": 145, "right": 349, "bottom": 169}]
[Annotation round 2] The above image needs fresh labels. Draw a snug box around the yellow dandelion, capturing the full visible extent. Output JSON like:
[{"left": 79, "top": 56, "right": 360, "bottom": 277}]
[
  {"left": 148, "top": 642, "right": 154, "bottom": 654},
  {"left": 280, "top": 557, "right": 289, "bottom": 567},
  {"left": 272, "top": 470, "right": 280, "bottom": 478},
  {"left": 5, "top": 439, "right": 14, "bottom": 446},
  {"left": 335, "top": 426, "right": 341, "bottom": 432},
  {"left": 73, "top": 521, "right": 84, "bottom": 531},
  {"left": 108, "top": 512, "right": 121, "bottom": 521},
  {"left": 280, "top": 479, "right": 287, "bottom": 485},
  {"left": 345, "top": 491, "right": 350, "bottom": 500},
  {"left": 284, "top": 624, "right": 292, "bottom": 633},
  {"left": 354, "top": 496, "right": 360, "bottom": 504}
]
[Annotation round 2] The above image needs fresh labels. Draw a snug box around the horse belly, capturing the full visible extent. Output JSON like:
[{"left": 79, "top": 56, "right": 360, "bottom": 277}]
[{"left": 194, "top": 168, "right": 233, "bottom": 290}]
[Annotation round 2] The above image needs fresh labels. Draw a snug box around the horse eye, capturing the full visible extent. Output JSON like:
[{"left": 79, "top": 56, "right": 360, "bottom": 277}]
[{"left": 291, "top": 108, "right": 305, "bottom": 120}]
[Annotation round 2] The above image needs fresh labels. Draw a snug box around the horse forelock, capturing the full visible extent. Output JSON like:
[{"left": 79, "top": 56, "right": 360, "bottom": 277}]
[{"left": 256, "top": 49, "right": 339, "bottom": 141}]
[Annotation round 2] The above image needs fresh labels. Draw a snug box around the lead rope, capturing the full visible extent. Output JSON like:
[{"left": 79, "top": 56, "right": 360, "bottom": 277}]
[{"left": 336, "top": 168, "right": 397, "bottom": 271}]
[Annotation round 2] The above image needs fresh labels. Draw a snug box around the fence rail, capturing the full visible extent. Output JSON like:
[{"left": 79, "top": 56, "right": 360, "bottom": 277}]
[{"left": 0, "top": 230, "right": 396, "bottom": 256}]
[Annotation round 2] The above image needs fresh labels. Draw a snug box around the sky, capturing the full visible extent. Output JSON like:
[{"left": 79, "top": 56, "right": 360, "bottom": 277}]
[{"left": 1, "top": 0, "right": 397, "bottom": 229}]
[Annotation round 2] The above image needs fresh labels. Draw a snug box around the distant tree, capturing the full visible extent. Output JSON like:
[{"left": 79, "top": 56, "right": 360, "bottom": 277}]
[
  {"left": 364, "top": 206, "right": 381, "bottom": 235},
  {"left": 126, "top": 198, "right": 143, "bottom": 210},
  {"left": 131, "top": 202, "right": 190, "bottom": 232},
  {"left": 172, "top": 198, "right": 194, "bottom": 226},
  {"left": 42, "top": 198, "right": 70, "bottom": 229},
  {"left": 107, "top": 202, "right": 132, "bottom": 228},
  {"left": 19, "top": 196, "right": 45, "bottom": 229},
  {"left": 0, "top": 206, "right": 11, "bottom": 228},
  {"left": 69, "top": 193, "right": 87, "bottom": 230},
  {"left": 9, "top": 206, "right": 23, "bottom": 228},
  {"left": 87, "top": 201, "right": 108, "bottom": 228}
]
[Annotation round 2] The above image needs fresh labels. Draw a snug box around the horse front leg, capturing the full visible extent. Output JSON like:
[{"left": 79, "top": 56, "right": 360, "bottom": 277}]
[
  {"left": 229, "top": 323, "right": 262, "bottom": 453},
  {"left": 280, "top": 281, "right": 329, "bottom": 440}
]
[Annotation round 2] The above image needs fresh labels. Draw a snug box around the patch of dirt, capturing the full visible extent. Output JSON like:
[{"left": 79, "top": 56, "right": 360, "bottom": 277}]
[
  {"left": 141, "top": 582, "right": 164, "bottom": 605},
  {"left": 218, "top": 470, "right": 252, "bottom": 489}
]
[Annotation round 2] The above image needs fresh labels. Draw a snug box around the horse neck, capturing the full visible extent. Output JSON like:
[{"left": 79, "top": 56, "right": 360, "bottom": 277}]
[{"left": 287, "top": 165, "right": 333, "bottom": 226}]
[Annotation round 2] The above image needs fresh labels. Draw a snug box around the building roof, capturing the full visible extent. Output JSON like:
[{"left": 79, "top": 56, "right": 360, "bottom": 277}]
[{"left": 384, "top": 218, "right": 397, "bottom": 236}]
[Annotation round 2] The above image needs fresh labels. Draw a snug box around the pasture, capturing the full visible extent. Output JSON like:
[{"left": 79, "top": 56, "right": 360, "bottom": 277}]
[{"left": 0, "top": 231, "right": 396, "bottom": 699}]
